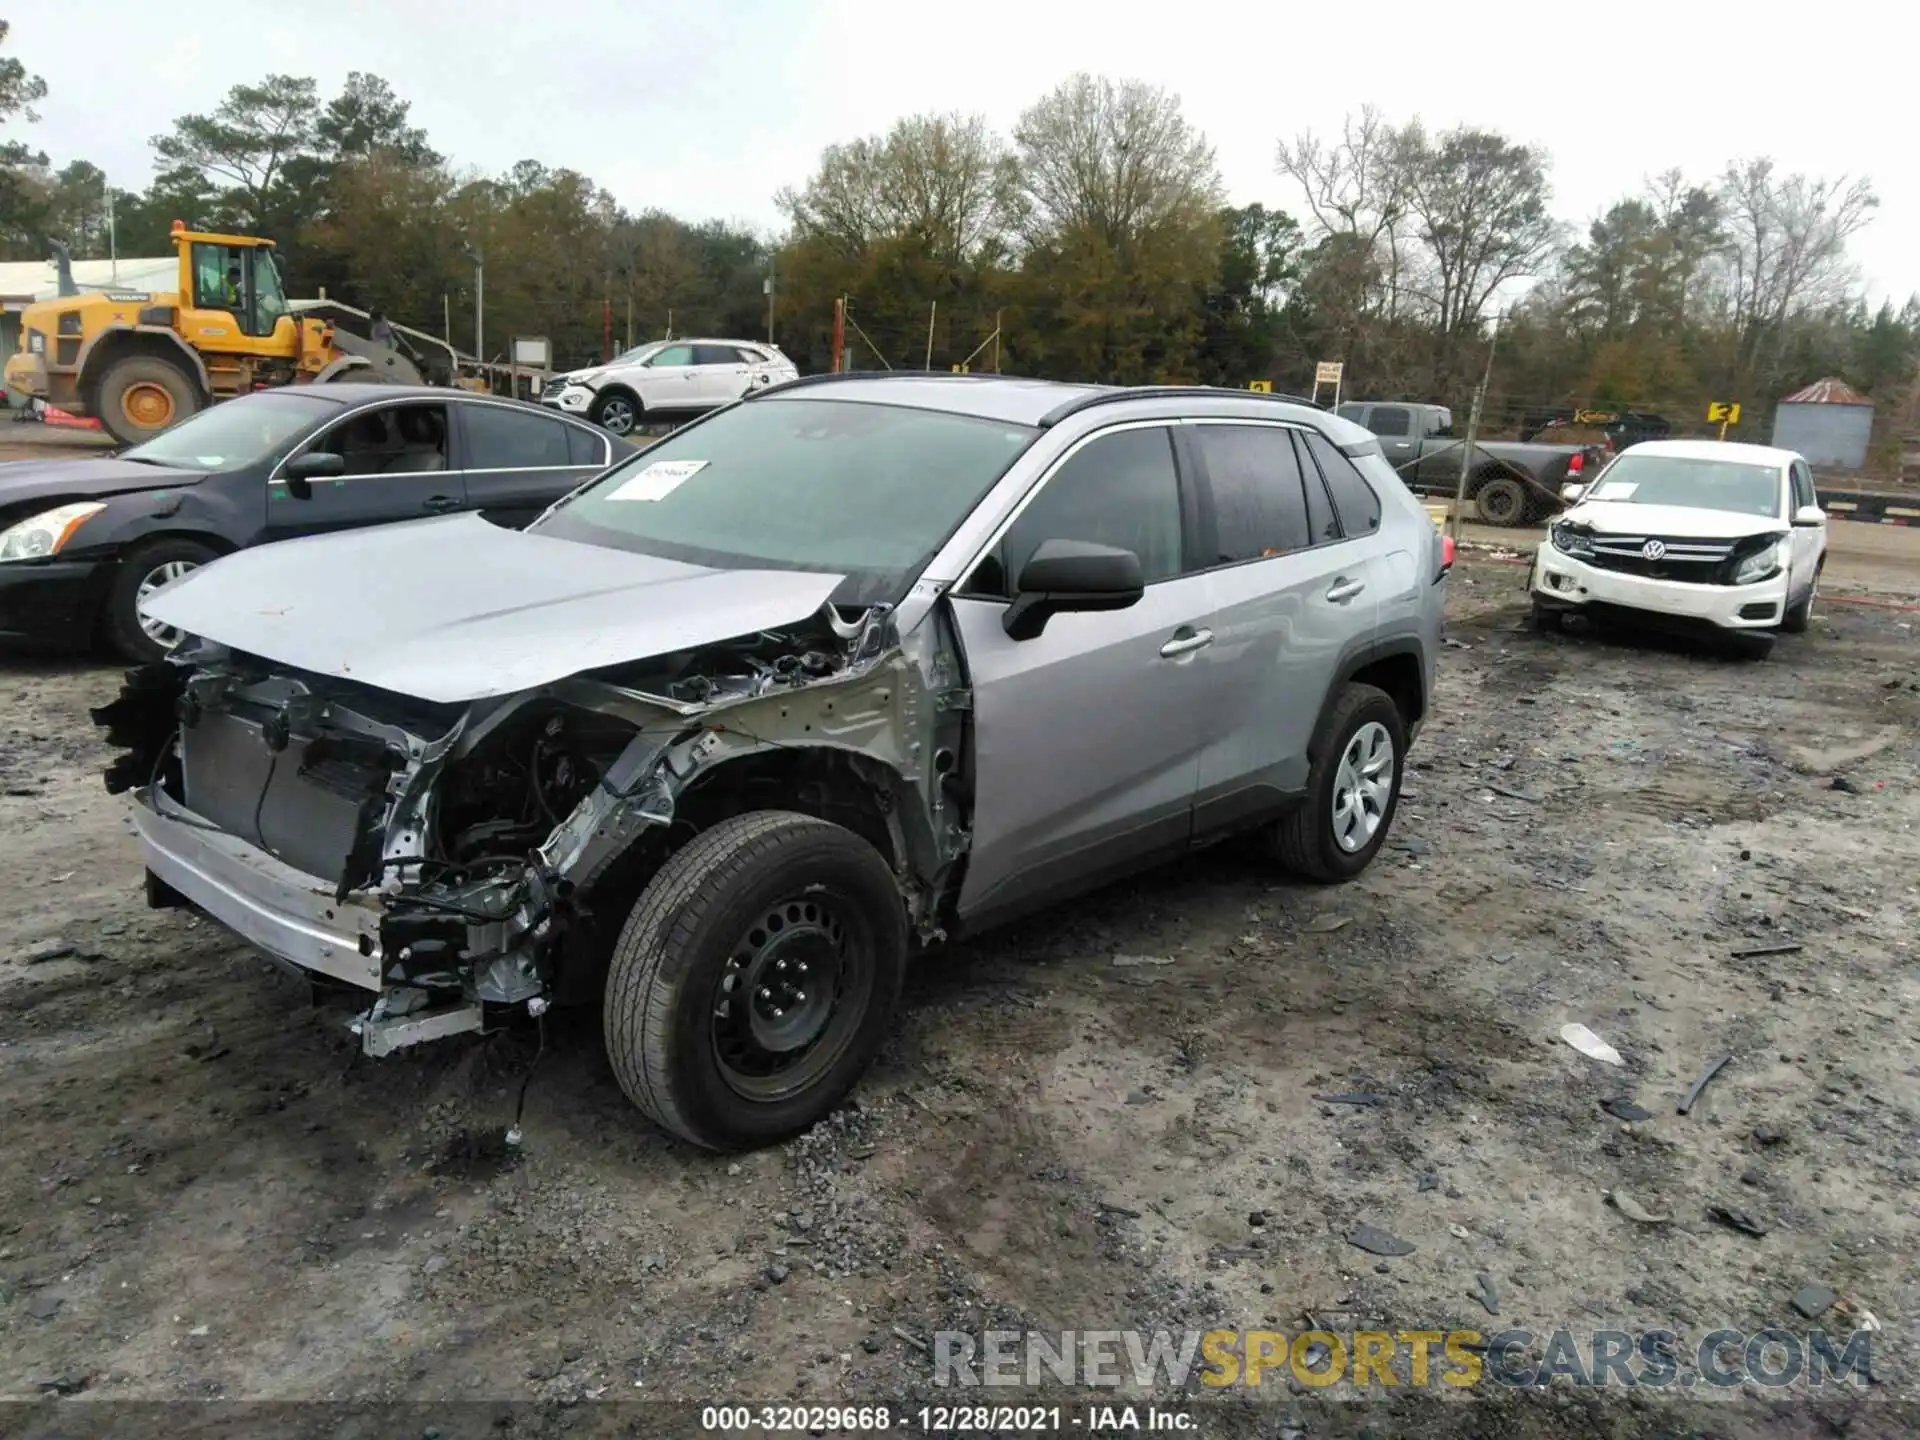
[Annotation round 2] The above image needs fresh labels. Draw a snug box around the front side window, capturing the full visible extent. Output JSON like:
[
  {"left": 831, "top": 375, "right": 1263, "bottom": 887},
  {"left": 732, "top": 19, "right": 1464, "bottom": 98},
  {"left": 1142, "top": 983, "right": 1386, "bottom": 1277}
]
[
  {"left": 647, "top": 344, "right": 696, "bottom": 368},
  {"left": 967, "top": 427, "right": 1184, "bottom": 598},
  {"left": 1194, "top": 424, "right": 1313, "bottom": 562},
  {"left": 121, "top": 391, "right": 332, "bottom": 472},
  {"left": 1790, "top": 460, "right": 1817, "bottom": 510},
  {"left": 534, "top": 397, "right": 1038, "bottom": 606},
  {"left": 1585, "top": 453, "right": 1785, "bottom": 519},
  {"left": 312, "top": 404, "right": 448, "bottom": 474}
]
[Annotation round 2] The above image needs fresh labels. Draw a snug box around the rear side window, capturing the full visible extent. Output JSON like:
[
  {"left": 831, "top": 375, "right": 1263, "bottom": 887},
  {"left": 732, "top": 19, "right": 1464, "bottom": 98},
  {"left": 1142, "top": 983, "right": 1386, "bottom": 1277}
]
[
  {"left": 1366, "top": 406, "right": 1411, "bottom": 437},
  {"left": 1194, "top": 424, "right": 1312, "bottom": 562},
  {"left": 693, "top": 344, "right": 746, "bottom": 366},
  {"left": 464, "top": 404, "right": 573, "bottom": 468},
  {"left": 564, "top": 422, "right": 607, "bottom": 467},
  {"left": 1303, "top": 430, "right": 1383, "bottom": 536}
]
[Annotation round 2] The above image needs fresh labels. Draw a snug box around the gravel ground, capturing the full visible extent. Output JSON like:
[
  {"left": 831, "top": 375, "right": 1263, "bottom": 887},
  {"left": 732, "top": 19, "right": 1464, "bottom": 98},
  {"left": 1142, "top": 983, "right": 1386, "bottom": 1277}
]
[{"left": 1, "top": 534, "right": 1917, "bottom": 1439}]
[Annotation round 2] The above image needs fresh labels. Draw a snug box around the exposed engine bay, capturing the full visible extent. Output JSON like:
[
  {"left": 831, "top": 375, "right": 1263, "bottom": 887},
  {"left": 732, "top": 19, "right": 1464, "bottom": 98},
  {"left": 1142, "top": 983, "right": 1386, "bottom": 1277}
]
[{"left": 93, "top": 601, "right": 974, "bottom": 1056}]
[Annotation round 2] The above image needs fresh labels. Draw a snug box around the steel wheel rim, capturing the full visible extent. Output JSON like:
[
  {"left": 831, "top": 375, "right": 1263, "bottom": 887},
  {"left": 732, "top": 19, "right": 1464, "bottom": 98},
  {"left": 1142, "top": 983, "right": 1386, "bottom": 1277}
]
[
  {"left": 124, "top": 381, "right": 175, "bottom": 430},
  {"left": 599, "top": 398, "right": 634, "bottom": 434},
  {"left": 1331, "top": 720, "right": 1395, "bottom": 853},
  {"left": 1482, "top": 482, "right": 1521, "bottom": 524},
  {"left": 711, "top": 891, "right": 873, "bottom": 1102},
  {"left": 135, "top": 559, "right": 198, "bottom": 648}
]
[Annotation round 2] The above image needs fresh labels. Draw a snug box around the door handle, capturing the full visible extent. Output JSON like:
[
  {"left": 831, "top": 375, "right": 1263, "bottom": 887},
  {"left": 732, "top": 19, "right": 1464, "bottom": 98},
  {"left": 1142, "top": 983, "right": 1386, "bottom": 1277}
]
[
  {"left": 422, "top": 495, "right": 461, "bottom": 514},
  {"left": 1159, "top": 626, "right": 1214, "bottom": 658},
  {"left": 1326, "top": 578, "right": 1366, "bottom": 603}
]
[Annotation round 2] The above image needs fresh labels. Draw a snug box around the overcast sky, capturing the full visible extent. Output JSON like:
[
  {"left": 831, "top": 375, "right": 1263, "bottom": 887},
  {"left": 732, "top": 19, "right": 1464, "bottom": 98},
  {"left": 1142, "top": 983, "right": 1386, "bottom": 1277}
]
[{"left": 16, "top": 1, "right": 1917, "bottom": 304}]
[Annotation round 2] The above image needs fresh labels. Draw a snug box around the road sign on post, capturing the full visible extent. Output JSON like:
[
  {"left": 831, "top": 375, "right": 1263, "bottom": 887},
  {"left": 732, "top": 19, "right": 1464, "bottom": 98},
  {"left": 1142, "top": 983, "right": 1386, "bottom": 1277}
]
[
  {"left": 1248, "top": 379, "right": 1273, "bottom": 393},
  {"left": 1312, "top": 361, "right": 1344, "bottom": 408},
  {"left": 1707, "top": 401, "right": 1741, "bottom": 441}
]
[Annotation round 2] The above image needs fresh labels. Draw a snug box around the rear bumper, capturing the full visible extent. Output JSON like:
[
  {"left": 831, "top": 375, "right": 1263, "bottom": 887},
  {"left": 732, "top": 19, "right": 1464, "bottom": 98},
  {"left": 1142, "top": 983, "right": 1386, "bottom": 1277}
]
[
  {"left": 1530, "top": 548, "right": 1785, "bottom": 631},
  {"left": 0, "top": 557, "right": 111, "bottom": 651},
  {"left": 132, "top": 786, "right": 384, "bottom": 991}
]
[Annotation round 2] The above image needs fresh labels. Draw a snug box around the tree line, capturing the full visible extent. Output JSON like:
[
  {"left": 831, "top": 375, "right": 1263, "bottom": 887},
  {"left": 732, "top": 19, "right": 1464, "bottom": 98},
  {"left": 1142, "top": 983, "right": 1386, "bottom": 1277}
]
[{"left": 4, "top": 25, "right": 1916, "bottom": 454}]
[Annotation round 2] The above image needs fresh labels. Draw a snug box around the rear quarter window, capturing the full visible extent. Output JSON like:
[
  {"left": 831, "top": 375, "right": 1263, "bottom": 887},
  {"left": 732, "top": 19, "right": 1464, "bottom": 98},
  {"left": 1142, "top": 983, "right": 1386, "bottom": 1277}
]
[{"left": 1303, "top": 430, "right": 1384, "bottom": 535}]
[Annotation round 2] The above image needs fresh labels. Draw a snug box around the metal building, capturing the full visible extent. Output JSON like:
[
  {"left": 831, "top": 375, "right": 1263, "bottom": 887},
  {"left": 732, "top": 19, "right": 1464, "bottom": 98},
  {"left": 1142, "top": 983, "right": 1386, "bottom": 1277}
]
[{"left": 1769, "top": 377, "right": 1874, "bottom": 470}]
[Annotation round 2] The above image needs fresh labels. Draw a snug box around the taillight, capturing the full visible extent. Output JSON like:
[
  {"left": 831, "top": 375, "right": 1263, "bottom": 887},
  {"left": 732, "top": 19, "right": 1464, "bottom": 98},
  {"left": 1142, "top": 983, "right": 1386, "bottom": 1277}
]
[
  {"left": 1567, "top": 452, "right": 1584, "bottom": 476},
  {"left": 1437, "top": 534, "right": 1455, "bottom": 581}
]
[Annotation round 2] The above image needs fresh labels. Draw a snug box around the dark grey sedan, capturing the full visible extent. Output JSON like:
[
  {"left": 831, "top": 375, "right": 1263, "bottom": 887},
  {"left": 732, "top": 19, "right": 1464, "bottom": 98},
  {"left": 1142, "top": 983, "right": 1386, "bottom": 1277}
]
[{"left": 0, "top": 384, "right": 635, "bottom": 661}]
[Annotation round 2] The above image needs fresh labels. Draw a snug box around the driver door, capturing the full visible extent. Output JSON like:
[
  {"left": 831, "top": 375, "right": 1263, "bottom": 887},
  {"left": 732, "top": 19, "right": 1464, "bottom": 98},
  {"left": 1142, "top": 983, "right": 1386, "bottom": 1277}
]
[
  {"left": 634, "top": 342, "right": 698, "bottom": 412},
  {"left": 946, "top": 423, "right": 1214, "bottom": 926},
  {"left": 264, "top": 400, "right": 463, "bottom": 540}
]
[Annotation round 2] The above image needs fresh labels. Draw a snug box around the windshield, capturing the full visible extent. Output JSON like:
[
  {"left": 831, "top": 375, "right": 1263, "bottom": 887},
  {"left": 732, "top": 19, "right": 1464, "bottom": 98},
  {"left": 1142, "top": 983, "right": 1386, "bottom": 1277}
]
[
  {"left": 1583, "top": 452, "right": 1784, "bottom": 518},
  {"left": 120, "top": 392, "right": 333, "bottom": 472},
  {"left": 608, "top": 343, "right": 661, "bottom": 367},
  {"left": 533, "top": 397, "right": 1039, "bottom": 605}
]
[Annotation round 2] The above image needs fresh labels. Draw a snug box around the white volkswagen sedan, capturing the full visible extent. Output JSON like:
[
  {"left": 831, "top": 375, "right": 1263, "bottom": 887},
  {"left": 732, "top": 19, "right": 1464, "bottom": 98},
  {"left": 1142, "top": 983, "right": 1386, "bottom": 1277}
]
[
  {"left": 1530, "top": 440, "right": 1827, "bottom": 657},
  {"left": 540, "top": 339, "right": 799, "bottom": 435}
]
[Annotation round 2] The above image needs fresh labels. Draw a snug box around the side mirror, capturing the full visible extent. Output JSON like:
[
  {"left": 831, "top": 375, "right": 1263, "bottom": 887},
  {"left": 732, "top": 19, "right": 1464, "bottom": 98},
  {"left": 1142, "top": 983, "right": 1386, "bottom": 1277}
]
[
  {"left": 1002, "top": 539, "right": 1145, "bottom": 641},
  {"left": 1561, "top": 482, "right": 1588, "bottom": 504},
  {"left": 1792, "top": 504, "right": 1825, "bottom": 527},
  {"left": 280, "top": 449, "right": 345, "bottom": 500}
]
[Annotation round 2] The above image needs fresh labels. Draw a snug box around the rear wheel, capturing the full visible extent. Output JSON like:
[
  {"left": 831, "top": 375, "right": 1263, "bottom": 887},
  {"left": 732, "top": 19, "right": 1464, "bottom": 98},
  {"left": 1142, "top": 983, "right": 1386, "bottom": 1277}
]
[
  {"left": 103, "top": 537, "right": 220, "bottom": 662},
  {"left": 603, "top": 811, "right": 906, "bottom": 1151},
  {"left": 1474, "top": 474, "right": 1529, "bottom": 527},
  {"left": 592, "top": 389, "right": 640, "bottom": 436},
  {"left": 95, "top": 355, "right": 200, "bottom": 445},
  {"left": 1268, "top": 683, "right": 1406, "bottom": 882}
]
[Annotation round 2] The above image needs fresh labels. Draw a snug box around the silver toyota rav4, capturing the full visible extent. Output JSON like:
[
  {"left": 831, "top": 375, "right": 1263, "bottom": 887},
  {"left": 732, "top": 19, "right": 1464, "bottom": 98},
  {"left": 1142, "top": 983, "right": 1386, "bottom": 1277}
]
[{"left": 95, "top": 375, "right": 1449, "bottom": 1150}]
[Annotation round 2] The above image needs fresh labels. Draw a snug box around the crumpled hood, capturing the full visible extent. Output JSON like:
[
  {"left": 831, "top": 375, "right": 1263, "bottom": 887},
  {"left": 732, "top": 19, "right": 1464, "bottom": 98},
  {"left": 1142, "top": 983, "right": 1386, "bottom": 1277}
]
[
  {"left": 0, "top": 457, "right": 204, "bottom": 513},
  {"left": 1563, "top": 500, "right": 1784, "bottom": 541},
  {"left": 141, "top": 511, "right": 846, "bottom": 704}
]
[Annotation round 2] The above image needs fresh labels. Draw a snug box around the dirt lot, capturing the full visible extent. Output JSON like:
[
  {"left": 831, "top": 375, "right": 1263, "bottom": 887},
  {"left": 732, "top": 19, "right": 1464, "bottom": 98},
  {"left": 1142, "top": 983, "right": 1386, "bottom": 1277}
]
[{"left": 2, "top": 516, "right": 1918, "bottom": 1436}]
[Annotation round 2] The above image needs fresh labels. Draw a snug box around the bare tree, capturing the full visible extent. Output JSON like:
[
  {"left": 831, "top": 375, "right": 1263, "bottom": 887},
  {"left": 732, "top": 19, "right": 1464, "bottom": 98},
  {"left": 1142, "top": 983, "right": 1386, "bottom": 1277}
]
[
  {"left": 1717, "top": 159, "right": 1877, "bottom": 377},
  {"left": 777, "top": 112, "right": 1018, "bottom": 266},
  {"left": 1275, "top": 106, "right": 1412, "bottom": 318},
  {"left": 1011, "top": 74, "right": 1222, "bottom": 250},
  {"left": 1399, "top": 125, "right": 1561, "bottom": 367}
]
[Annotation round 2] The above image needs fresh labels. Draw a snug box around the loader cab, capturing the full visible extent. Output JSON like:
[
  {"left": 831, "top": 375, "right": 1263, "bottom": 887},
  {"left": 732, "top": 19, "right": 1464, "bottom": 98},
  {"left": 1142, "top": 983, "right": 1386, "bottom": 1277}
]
[{"left": 174, "top": 226, "right": 293, "bottom": 347}]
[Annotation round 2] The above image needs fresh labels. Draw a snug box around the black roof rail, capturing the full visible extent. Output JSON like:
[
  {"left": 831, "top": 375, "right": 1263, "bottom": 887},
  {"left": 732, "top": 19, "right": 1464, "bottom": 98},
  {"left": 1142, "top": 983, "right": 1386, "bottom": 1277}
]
[
  {"left": 747, "top": 369, "right": 1000, "bottom": 400},
  {"left": 1037, "top": 385, "right": 1324, "bottom": 429}
]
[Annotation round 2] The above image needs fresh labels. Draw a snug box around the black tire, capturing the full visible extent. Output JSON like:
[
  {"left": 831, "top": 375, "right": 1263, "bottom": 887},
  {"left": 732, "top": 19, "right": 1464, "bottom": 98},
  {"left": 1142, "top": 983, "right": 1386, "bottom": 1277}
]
[
  {"left": 1781, "top": 562, "right": 1821, "bottom": 634},
  {"left": 603, "top": 810, "right": 907, "bottom": 1151},
  {"left": 1729, "top": 630, "right": 1776, "bottom": 661},
  {"left": 591, "top": 388, "right": 641, "bottom": 436},
  {"left": 1531, "top": 600, "right": 1565, "bottom": 632},
  {"left": 103, "top": 537, "right": 221, "bottom": 663},
  {"left": 95, "top": 355, "right": 201, "bottom": 446},
  {"left": 1474, "top": 474, "right": 1529, "bottom": 527},
  {"left": 1268, "top": 683, "right": 1407, "bottom": 883}
]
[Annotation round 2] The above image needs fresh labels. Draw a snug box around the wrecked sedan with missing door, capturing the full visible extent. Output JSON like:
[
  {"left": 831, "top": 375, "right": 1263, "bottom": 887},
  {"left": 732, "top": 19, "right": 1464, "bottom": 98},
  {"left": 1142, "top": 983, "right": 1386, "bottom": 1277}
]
[{"left": 95, "top": 374, "right": 1438, "bottom": 1151}]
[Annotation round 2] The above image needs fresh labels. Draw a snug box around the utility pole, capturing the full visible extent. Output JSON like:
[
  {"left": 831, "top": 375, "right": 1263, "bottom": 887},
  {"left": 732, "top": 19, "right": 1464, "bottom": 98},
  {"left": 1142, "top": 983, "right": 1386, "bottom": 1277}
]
[
  {"left": 925, "top": 300, "right": 937, "bottom": 370},
  {"left": 765, "top": 261, "right": 775, "bottom": 344},
  {"left": 105, "top": 176, "right": 116, "bottom": 281},
  {"left": 626, "top": 293, "right": 633, "bottom": 351},
  {"left": 463, "top": 244, "right": 485, "bottom": 372},
  {"left": 994, "top": 309, "right": 1002, "bottom": 373},
  {"left": 1450, "top": 315, "right": 1503, "bottom": 548},
  {"left": 831, "top": 297, "right": 846, "bottom": 374}
]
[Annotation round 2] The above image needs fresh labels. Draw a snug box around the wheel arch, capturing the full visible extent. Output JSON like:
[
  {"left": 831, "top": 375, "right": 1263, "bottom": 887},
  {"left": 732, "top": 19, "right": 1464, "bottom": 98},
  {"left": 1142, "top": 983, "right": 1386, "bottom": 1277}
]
[
  {"left": 1307, "top": 638, "right": 1427, "bottom": 760},
  {"left": 77, "top": 327, "right": 213, "bottom": 406}
]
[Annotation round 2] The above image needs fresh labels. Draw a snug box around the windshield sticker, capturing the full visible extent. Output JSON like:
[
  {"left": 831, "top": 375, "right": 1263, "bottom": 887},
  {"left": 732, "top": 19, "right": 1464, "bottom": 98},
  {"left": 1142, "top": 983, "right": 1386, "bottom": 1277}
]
[
  {"left": 606, "top": 459, "right": 709, "bottom": 502},
  {"left": 1591, "top": 481, "right": 1638, "bottom": 500}
]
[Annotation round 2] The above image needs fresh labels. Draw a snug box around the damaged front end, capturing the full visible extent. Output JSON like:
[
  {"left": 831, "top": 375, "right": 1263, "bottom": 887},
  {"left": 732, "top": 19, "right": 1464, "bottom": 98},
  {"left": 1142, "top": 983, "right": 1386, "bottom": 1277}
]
[{"left": 94, "top": 600, "right": 972, "bottom": 1057}]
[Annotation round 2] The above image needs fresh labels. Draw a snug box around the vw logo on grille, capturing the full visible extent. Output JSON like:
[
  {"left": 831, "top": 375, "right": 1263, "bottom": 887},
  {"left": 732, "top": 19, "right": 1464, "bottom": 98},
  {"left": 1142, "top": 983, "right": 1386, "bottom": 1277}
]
[{"left": 1641, "top": 540, "right": 1667, "bottom": 560}]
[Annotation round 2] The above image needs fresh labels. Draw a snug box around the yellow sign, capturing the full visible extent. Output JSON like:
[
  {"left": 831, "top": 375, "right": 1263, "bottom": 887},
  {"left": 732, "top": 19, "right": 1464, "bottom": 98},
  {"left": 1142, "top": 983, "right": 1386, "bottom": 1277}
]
[
  {"left": 1314, "top": 361, "right": 1345, "bottom": 385},
  {"left": 1707, "top": 402, "right": 1740, "bottom": 425},
  {"left": 1248, "top": 379, "right": 1273, "bottom": 394},
  {"left": 951, "top": 363, "right": 970, "bottom": 374}
]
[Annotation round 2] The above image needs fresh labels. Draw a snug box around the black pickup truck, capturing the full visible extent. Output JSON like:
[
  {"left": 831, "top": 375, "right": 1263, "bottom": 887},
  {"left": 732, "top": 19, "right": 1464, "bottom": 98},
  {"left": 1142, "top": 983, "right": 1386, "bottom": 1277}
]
[{"left": 1335, "top": 401, "right": 1607, "bottom": 526}]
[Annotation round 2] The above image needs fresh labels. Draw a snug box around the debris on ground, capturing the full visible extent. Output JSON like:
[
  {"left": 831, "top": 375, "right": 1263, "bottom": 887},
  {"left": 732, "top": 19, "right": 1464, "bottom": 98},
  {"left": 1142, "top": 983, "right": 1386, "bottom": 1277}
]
[
  {"left": 1560, "top": 1022, "right": 1625, "bottom": 1066},
  {"left": 1600, "top": 1097, "right": 1653, "bottom": 1123},
  {"left": 1730, "top": 941, "right": 1804, "bottom": 959},
  {"left": 1676, "top": 1054, "right": 1733, "bottom": 1115},
  {"left": 1348, "top": 1223, "right": 1415, "bottom": 1257},
  {"left": 1791, "top": 1284, "right": 1838, "bottom": 1319},
  {"left": 1607, "top": 1191, "right": 1670, "bottom": 1225},
  {"left": 1110, "top": 953, "right": 1175, "bottom": 968},
  {"left": 1315, "top": 1092, "right": 1386, "bottom": 1107},
  {"left": 1706, "top": 1204, "right": 1770, "bottom": 1238},
  {"left": 1303, "top": 914, "right": 1351, "bottom": 933},
  {"left": 1472, "top": 1271, "right": 1501, "bottom": 1316}
]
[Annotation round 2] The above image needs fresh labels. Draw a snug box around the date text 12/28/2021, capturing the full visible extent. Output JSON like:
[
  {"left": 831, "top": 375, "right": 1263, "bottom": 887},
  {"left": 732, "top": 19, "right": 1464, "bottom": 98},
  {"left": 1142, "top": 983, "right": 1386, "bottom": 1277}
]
[{"left": 700, "top": 1404, "right": 1196, "bottom": 1431}]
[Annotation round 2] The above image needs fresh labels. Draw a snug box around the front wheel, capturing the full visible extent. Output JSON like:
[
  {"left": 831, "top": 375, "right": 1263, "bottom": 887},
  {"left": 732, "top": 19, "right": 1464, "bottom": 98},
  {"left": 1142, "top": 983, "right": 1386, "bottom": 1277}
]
[
  {"left": 103, "top": 537, "right": 220, "bottom": 662},
  {"left": 1267, "top": 682, "right": 1407, "bottom": 883},
  {"left": 1781, "top": 563, "right": 1821, "bottom": 634},
  {"left": 591, "top": 389, "right": 640, "bottom": 436},
  {"left": 95, "top": 355, "right": 201, "bottom": 445},
  {"left": 603, "top": 811, "right": 907, "bottom": 1151}
]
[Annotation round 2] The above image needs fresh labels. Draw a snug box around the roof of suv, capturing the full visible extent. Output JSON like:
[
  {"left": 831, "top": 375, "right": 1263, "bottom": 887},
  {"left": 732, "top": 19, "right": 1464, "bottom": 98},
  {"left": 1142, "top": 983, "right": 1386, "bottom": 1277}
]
[
  {"left": 1621, "top": 439, "right": 1803, "bottom": 467},
  {"left": 752, "top": 372, "right": 1332, "bottom": 430}
]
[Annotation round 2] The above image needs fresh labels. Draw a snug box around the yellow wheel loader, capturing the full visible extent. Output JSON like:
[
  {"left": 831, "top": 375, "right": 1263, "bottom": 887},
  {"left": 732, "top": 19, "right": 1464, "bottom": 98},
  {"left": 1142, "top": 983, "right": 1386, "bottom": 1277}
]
[{"left": 2, "top": 224, "right": 448, "bottom": 446}]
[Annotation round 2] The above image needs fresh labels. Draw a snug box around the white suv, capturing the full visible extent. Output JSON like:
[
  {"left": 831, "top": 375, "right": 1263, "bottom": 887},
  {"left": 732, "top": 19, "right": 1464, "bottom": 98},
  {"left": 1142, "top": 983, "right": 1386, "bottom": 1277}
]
[
  {"left": 1531, "top": 439, "right": 1828, "bottom": 658},
  {"left": 541, "top": 339, "right": 798, "bottom": 435}
]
